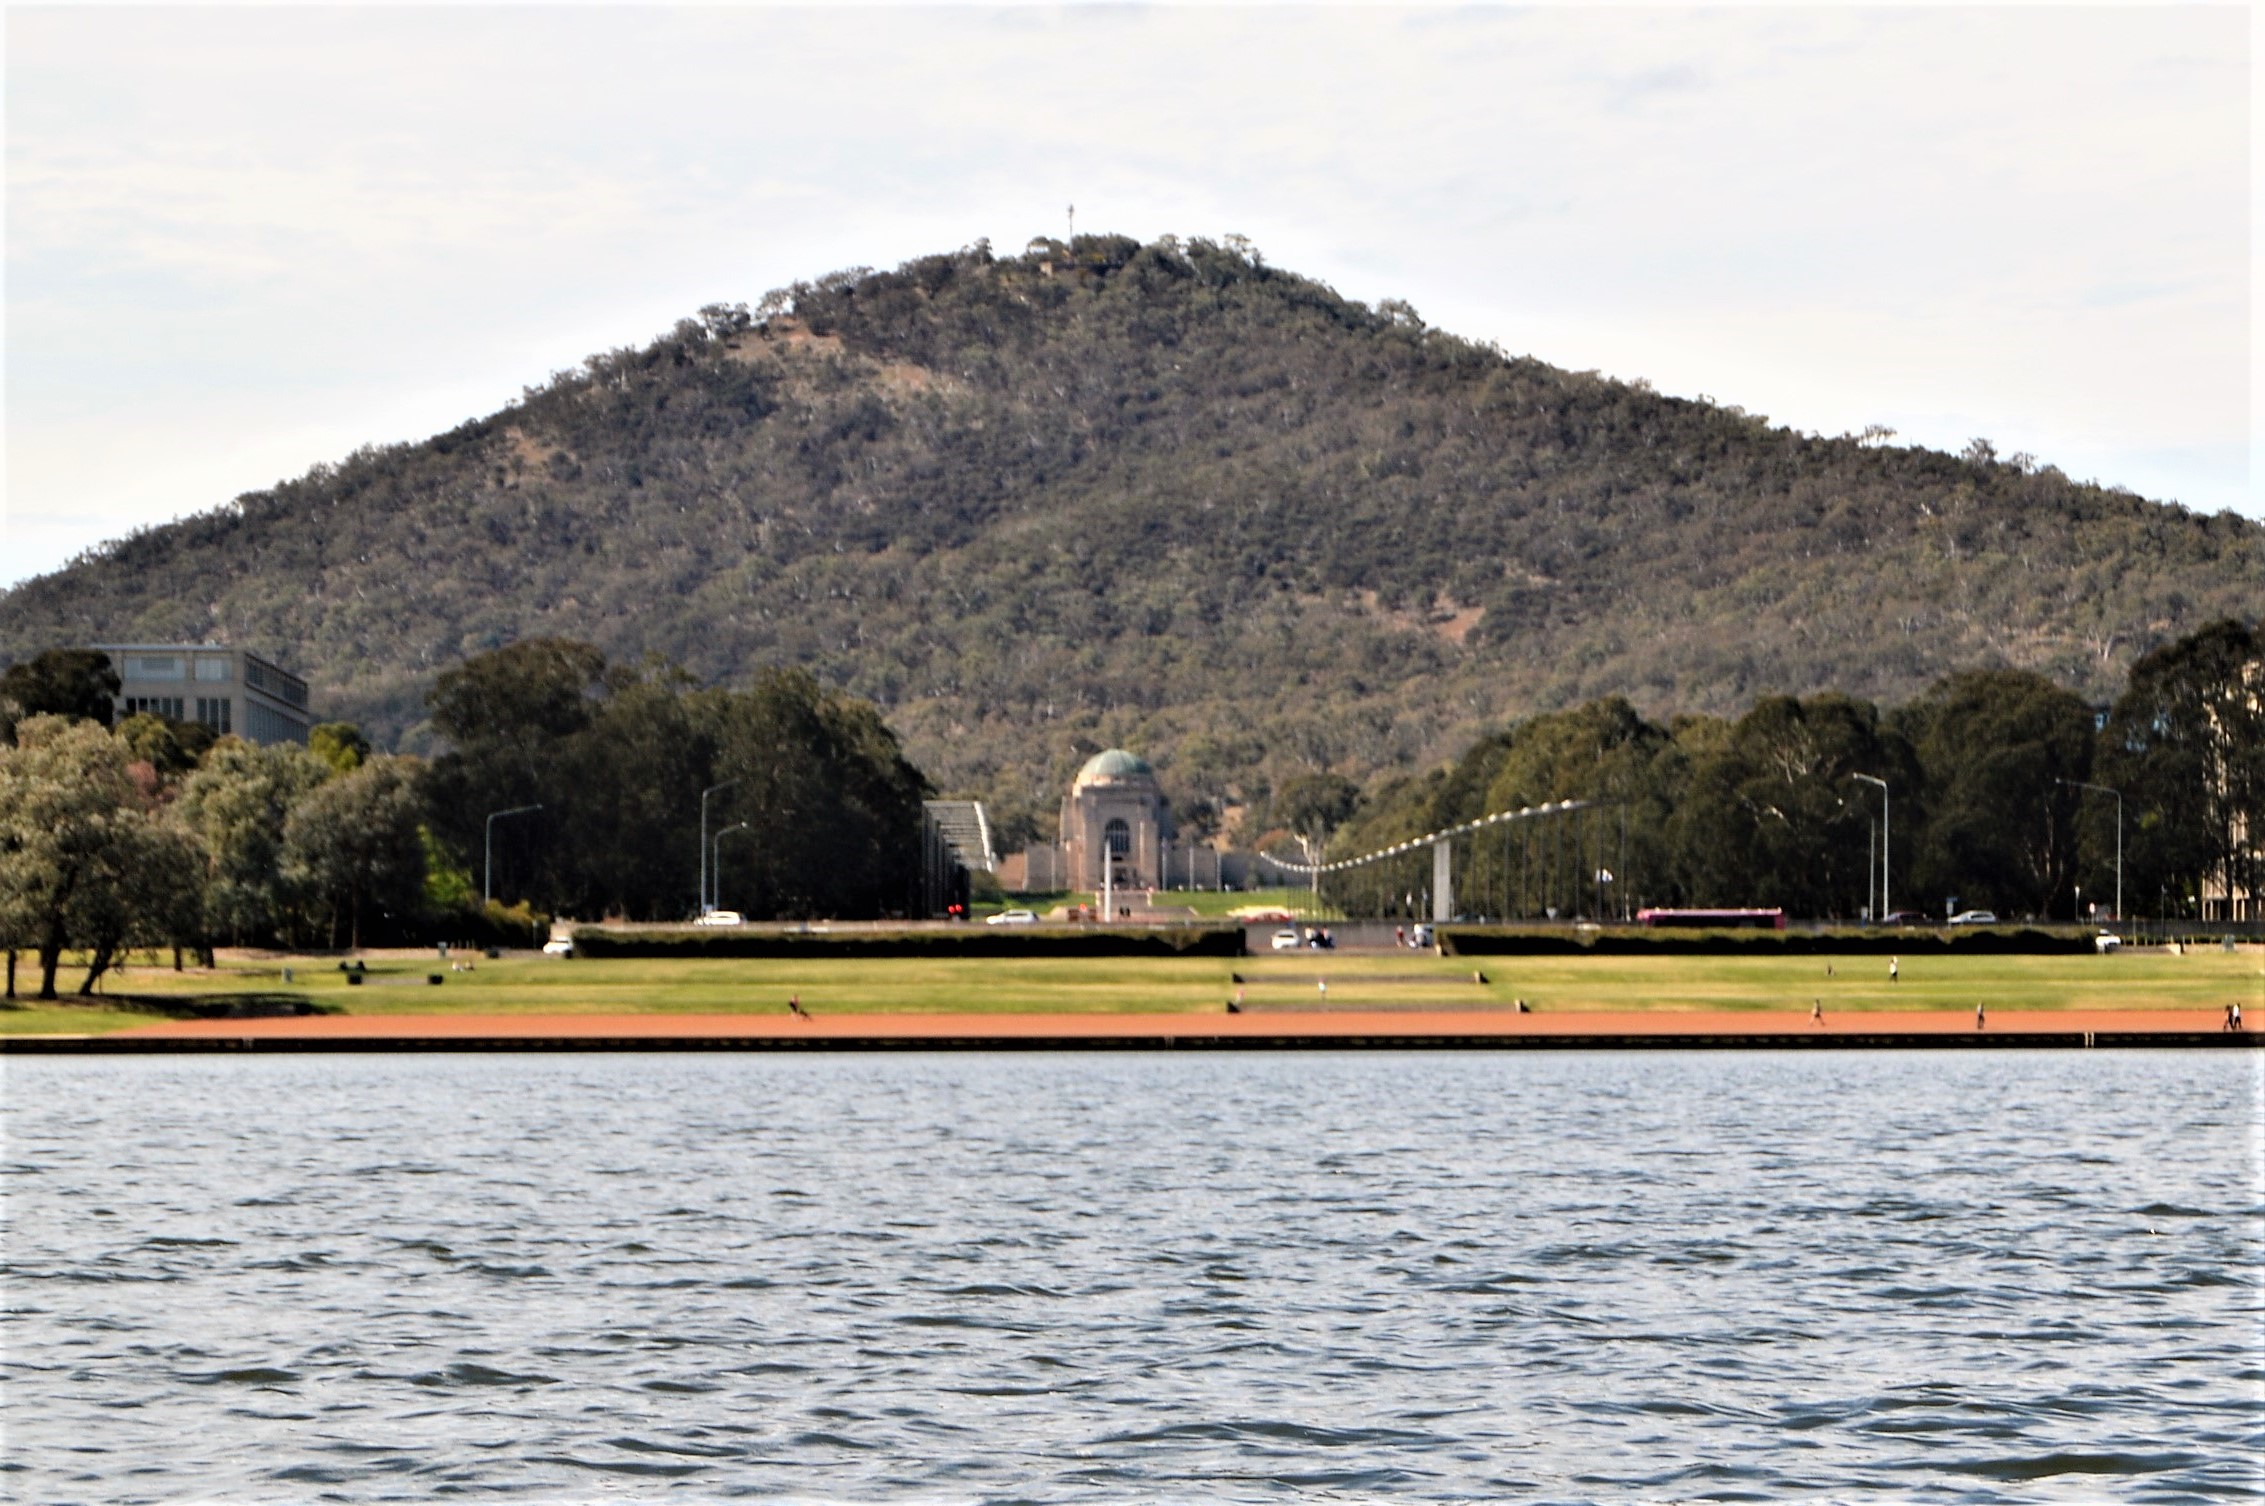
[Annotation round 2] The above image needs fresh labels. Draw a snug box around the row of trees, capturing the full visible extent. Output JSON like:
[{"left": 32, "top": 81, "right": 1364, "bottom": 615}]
[
  {"left": 1319, "top": 620, "right": 2262, "bottom": 924},
  {"left": 0, "top": 713, "right": 411, "bottom": 998},
  {"left": 0, "top": 641, "right": 931, "bottom": 999},
  {"left": 422, "top": 639, "right": 930, "bottom": 921}
]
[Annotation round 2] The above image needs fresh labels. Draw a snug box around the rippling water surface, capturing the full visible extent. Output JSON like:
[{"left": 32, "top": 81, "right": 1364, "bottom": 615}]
[{"left": 4, "top": 1050, "right": 2261, "bottom": 1502}]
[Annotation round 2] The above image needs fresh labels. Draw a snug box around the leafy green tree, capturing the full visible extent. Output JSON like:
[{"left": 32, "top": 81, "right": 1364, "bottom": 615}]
[
  {"left": 174, "top": 739, "right": 335, "bottom": 946},
  {"left": 706, "top": 669, "right": 929, "bottom": 919},
  {"left": 282, "top": 755, "right": 429, "bottom": 949},
  {"left": 309, "top": 722, "right": 371, "bottom": 775},
  {"left": 1, "top": 649, "right": 119, "bottom": 730},
  {"left": 423, "top": 639, "right": 616, "bottom": 912},
  {"left": 0, "top": 715, "right": 199, "bottom": 998},
  {"left": 1666, "top": 694, "right": 1916, "bottom": 916},
  {"left": 70, "top": 811, "right": 204, "bottom": 994},
  {"left": 117, "top": 712, "right": 217, "bottom": 777},
  {"left": 430, "top": 639, "right": 607, "bottom": 760},
  {"left": 420, "top": 826, "right": 476, "bottom": 911},
  {"left": 2097, "top": 619, "right": 2263, "bottom": 919},
  {"left": 1273, "top": 773, "right": 1362, "bottom": 845},
  {"left": 1479, "top": 698, "right": 1685, "bottom": 912},
  {"left": 1898, "top": 669, "right": 2096, "bottom": 918}
]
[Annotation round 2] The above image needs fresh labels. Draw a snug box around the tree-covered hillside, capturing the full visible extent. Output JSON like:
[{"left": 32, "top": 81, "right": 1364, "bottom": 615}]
[{"left": 4, "top": 234, "right": 2258, "bottom": 836}]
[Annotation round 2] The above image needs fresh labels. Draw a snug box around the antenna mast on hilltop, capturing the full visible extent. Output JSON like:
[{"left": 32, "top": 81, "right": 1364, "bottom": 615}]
[{"left": 1067, "top": 203, "right": 1075, "bottom": 241}]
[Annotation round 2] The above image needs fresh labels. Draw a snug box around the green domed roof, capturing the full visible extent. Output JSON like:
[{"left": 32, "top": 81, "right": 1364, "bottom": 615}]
[{"left": 1075, "top": 748, "right": 1155, "bottom": 786}]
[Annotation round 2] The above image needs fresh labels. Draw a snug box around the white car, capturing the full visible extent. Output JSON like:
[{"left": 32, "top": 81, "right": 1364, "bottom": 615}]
[
  {"left": 1947, "top": 910, "right": 1998, "bottom": 926},
  {"left": 2094, "top": 931, "right": 2123, "bottom": 952},
  {"left": 693, "top": 909, "right": 744, "bottom": 927},
  {"left": 541, "top": 937, "right": 574, "bottom": 957},
  {"left": 1270, "top": 928, "right": 1303, "bottom": 951},
  {"left": 985, "top": 909, "right": 1039, "bottom": 925}
]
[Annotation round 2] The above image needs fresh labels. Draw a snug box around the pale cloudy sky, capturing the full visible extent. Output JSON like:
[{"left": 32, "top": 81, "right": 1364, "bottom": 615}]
[{"left": 4, "top": 4, "right": 2253, "bottom": 589}]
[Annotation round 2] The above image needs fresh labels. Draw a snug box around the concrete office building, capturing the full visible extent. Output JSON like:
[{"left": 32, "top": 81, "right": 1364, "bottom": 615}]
[{"left": 93, "top": 643, "right": 313, "bottom": 746}]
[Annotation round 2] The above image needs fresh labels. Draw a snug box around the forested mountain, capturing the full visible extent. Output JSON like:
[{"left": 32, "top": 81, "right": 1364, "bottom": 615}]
[{"left": 5, "top": 235, "right": 2259, "bottom": 839}]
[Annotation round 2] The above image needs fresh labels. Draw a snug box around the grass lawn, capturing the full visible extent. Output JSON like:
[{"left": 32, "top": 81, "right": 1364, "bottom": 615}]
[{"left": 5, "top": 943, "right": 2258, "bottom": 1034}]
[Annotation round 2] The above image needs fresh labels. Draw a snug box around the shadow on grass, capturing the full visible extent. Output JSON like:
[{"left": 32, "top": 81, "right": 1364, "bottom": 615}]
[{"left": 7, "top": 993, "right": 341, "bottom": 1020}]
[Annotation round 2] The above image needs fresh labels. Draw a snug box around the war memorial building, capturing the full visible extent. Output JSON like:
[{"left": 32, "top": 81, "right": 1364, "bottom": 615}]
[
  {"left": 92, "top": 642, "right": 313, "bottom": 746},
  {"left": 1059, "top": 749, "right": 1170, "bottom": 891}
]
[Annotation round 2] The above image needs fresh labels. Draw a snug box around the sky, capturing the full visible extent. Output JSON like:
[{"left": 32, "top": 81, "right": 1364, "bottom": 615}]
[{"left": 4, "top": 4, "right": 2254, "bottom": 590}]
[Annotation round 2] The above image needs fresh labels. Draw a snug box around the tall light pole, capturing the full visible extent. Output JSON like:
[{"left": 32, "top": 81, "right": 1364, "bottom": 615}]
[
  {"left": 712, "top": 822, "right": 752, "bottom": 913},
  {"left": 484, "top": 804, "right": 542, "bottom": 907},
  {"left": 1853, "top": 775, "right": 1888, "bottom": 920},
  {"left": 2057, "top": 778, "right": 2123, "bottom": 922},
  {"left": 699, "top": 779, "right": 740, "bottom": 916}
]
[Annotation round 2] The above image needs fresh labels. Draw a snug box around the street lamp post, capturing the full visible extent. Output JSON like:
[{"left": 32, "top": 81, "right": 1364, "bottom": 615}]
[
  {"left": 484, "top": 804, "right": 542, "bottom": 907},
  {"left": 712, "top": 822, "right": 752, "bottom": 913},
  {"left": 2056, "top": 778, "right": 2123, "bottom": 923},
  {"left": 699, "top": 779, "right": 741, "bottom": 916},
  {"left": 1853, "top": 775, "right": 1889, "bottom": 920}
]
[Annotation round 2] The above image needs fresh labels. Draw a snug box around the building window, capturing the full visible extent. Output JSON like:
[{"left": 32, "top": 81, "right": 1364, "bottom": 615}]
[
  {"left": 130, "top": 656, "right": 183, "bottom": 680},
  {"left": 195, "top": 657, "right": 231, "bottom": 682},
  {"left": 245, "top": 657, "right": 309, "bottom": 708},
  {"left": 1104, "top": 818, "right": 1132, "bottom": 857},
  {"left": 245, "top": 701, "right": 309, "bottom": 746},
  {"left": 124, "top": 696, "right": 185, "bottom": 719},
  {"left": 195, "top": 698, "right": 233, "bottom": 735}
]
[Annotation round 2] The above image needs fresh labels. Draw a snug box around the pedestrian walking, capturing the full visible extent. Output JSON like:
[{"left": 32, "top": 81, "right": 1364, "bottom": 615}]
[
  {"left": 1975, "top": 1001, "right": 1985, "bottom": 1030},
  {"left": 1812, "top": 998, "right": 1824, "bottom": 1026},
  {"left": 1889, "top": 957, "right": 1899, "bottom": 984},
  {"left": 2227, "top": 1003, "right": 2239, "bottom": 1032}
]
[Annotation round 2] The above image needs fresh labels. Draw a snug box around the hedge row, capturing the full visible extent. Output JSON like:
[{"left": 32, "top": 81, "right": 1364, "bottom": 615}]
[
  {"left": 569, "top": 924, "right": 1247, "bottom": 960},
  {"left": 1439, "top": 926, "right": 2100, "bottom": 957}
]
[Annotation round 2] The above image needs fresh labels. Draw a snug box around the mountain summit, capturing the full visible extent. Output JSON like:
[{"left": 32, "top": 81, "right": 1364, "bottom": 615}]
[{"left": 5, "top": 234, "right": 2258, "bottom": 824}]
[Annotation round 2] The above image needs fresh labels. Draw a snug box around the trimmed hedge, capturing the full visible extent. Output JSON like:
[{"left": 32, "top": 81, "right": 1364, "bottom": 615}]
[
  {"left": 570, "top": 924, "right": 1247, "bottom": 960},
  {"left": 1440, "top": 926, "right": 2100, "bottom": 957}
]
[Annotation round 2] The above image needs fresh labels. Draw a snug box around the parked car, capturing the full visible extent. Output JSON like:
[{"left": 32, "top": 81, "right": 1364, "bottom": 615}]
[
  {"left": 693, "top": 909, "right": 744, "bottom": 927},
  {"left": 2094, "top": 931, "right": 2123, "bottom": 952},
  {"left": 1270, "top": 928, "right": 1303, "bottom": 951},
  {"left": 1947, "top": 909, "right": 1998, "bottom": 926},
  {"left": 1409, "top": 924, "right": 1435, "bottom": 948},
  {"left": 985, "top": 908, "right": 1039, "bottom": 926},
  {"left": 541, "top": 937, "right": 574, "bottom": 957},
  {"left": 1878, "top": 911, "right": 1929, "bottom": 926}
]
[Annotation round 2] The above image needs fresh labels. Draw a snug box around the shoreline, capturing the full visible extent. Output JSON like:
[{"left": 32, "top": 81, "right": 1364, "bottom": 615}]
[{"left": 4, "top": 1007, "right": 2251, "bottom": 1053}]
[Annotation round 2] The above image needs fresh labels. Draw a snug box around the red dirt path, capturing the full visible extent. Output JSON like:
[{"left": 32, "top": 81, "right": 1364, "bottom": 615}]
[{"left": 97, "top": 1006, "right": 2245, "bottom": 1046}]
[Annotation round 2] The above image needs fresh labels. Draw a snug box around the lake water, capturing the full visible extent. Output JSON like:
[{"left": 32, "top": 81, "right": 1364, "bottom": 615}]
[{"left": 4, "top": 1051, "right": 2260, "bottom": 1503}]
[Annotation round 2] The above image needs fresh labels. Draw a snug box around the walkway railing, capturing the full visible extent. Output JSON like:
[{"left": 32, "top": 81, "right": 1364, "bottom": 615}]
[{"left": 1255, "top": 800, "right": 1601, "bottom": 924}]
